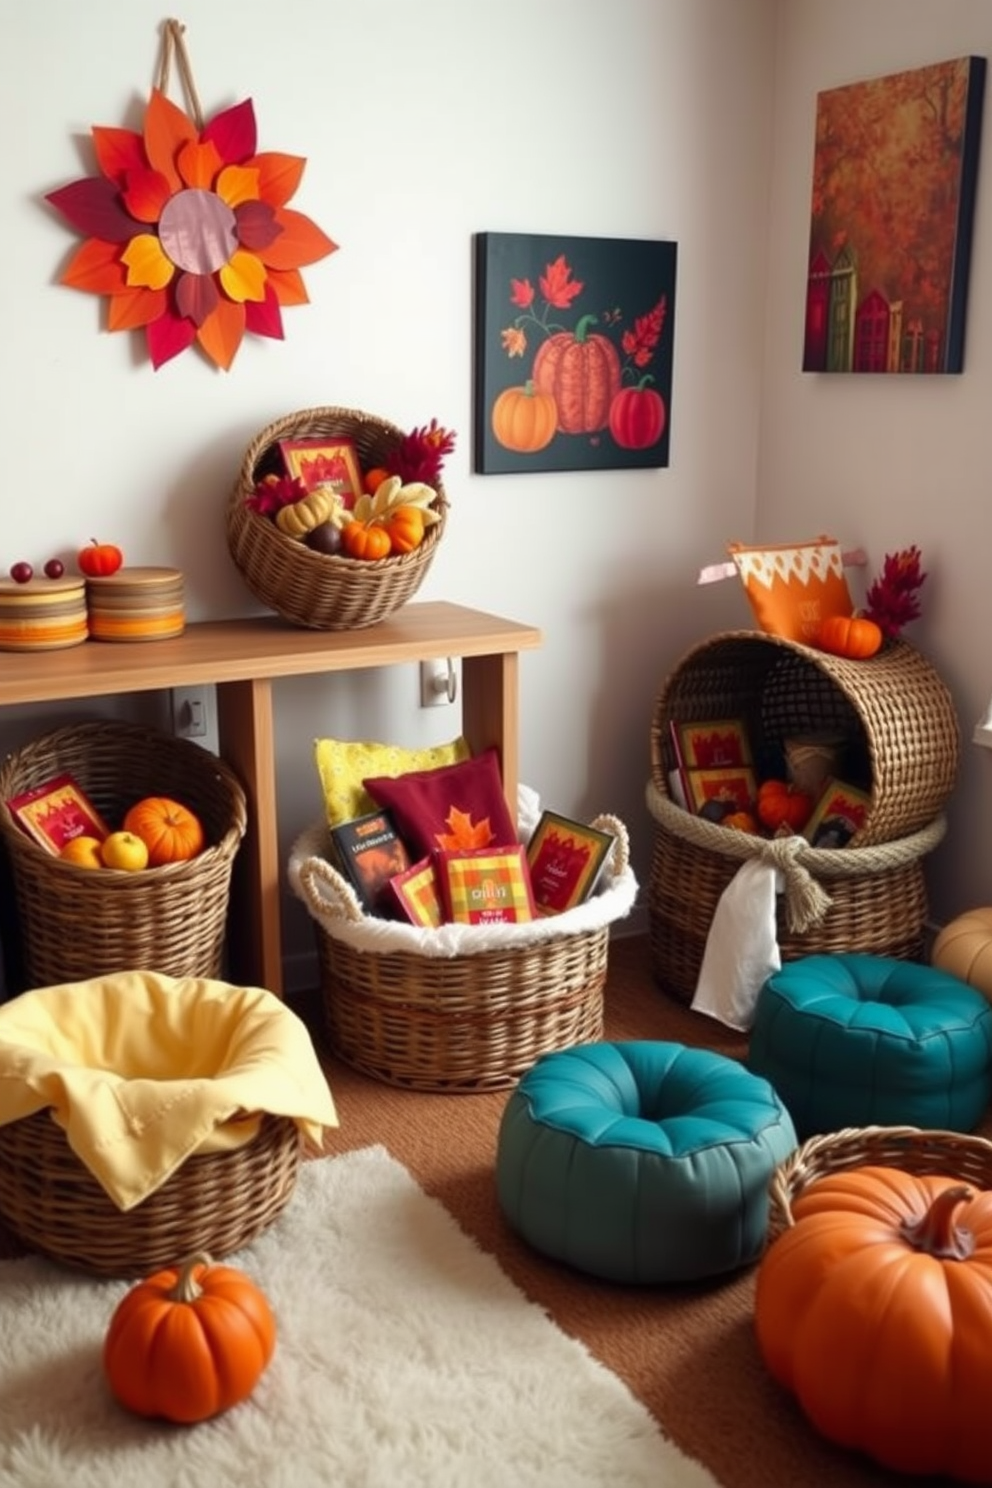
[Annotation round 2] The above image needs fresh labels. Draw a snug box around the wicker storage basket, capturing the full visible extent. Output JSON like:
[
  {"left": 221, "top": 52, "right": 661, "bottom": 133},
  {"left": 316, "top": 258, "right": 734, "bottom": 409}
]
[
  {"left": 0, "top": 721, "right": 247, "bottom": 987},
  {"left": 650, "top": 631, "right": 959, "bottom": 847},
  {"left": 0, "top": 1109, "right": 300, "bottom": 1277},
  {"left": 766, "top": 1124, "right": 992, "bottom": 1245},
  {"left": 288, "top": 813, "right": 637, "bottom": 1093},
  {"left": 227, "top": 405, "right": 448, "bottom": 630},
  {"left": 646, "top": 782, "right": 945, "bottom": 1005}
]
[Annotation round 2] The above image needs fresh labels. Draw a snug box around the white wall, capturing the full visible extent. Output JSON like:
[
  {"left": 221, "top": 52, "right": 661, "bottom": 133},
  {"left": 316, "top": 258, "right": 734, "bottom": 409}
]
[
  {"left": 761, "top": 0, "right": 992, "bottom": 924},
  {"left": 1, "top": 0, "right": 777, "bottom": 985}
]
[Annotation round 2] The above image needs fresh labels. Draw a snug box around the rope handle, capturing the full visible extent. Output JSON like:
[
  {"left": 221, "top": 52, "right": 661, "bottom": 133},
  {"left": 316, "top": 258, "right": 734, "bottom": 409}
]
[
  {"left": 297, "top": 854, "right": 365, "bottom": 926},
  {"left": 156, "top": 18, "right": 205, "bottom": 131},
  {"left": 590, "top": 813, "right": 630, "bottom": 880}
]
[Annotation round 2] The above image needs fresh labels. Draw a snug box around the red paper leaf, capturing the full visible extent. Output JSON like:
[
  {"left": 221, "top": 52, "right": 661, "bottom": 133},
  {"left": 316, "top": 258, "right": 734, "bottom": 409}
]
[
  {"left": 245, "top": 284, "right": 285, "bottom": 339},
  {"left": 257, "top": 208, "right": 338, "bottom": 270},
  {"left": 121, "top": 167, "right": 172, "bottom": 224},
  {"left": 143, "top": 89, "right": 197, "bottom": 193},
  {"left": 202, "top": 98, "right": 257, "bottom": 165},
  {"left": 107, "top": 286, "right": 168, "bottom": 330},
  {"left": 91, "top": 126, "right": 146, "bottom": 186},
  {"left": 248, "top": 151, "right": 306, "bottom": 207},
  {"left": 196, "top": 296, "right": 246, "bottom": 370},
  {"left": 264, "top": 266, "right": 309, "bottom": 306},
  {"left": 146, "top": 309, "right": 197, "bottom": 369},
  {"left": 175, "top": 271, "right": 220, "bottom": 327},
  {"left": 46, "top": 178, "right": 141, "bottom": 244},
  {"left": 60, "top": 238, "right": 126, "bottom": 294},
  {"left": 234, "top": 200, "right": 281, "bottom": 251}
]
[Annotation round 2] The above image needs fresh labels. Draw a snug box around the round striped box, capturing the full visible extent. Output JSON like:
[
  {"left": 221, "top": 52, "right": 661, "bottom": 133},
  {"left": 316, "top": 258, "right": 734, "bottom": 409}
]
[
  {"left": 85, "top": 567, "right": 185, "bottom": 642},
  {"left": 0, "top": 575, "right": 88, "bottom": 651}
]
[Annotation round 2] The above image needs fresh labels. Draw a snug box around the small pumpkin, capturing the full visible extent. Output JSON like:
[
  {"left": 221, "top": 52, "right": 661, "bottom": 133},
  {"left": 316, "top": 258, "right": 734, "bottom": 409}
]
[
  {"left": 341, "top": 519, "right": 392, "bottom": 560},
  {"left": 815, "top": 613, "right": 883, "bottom": 659},
  {"left": 78, "top": 538, "right": 124, "bottom": 577},
  {"left": 491, "top": 381, "right": 558, "bottom": 453},
  {"left": 755, "top": 1167, "right": 992, "bottom": 1480},
  {"left": 723, "top": 810, "right": 758, "bottom": 833},
  {"left": 123, "top": 796, "right": 205, "bottom": 865},
  {"left": 608, "top": 378, "right": 667, "bottom": 450},
  {"left": 383, "top": 504, "right": 426, "bottom": 555},
  {"left": 103, "top": 1252, "right": 276, "bottom": 1423},
  {"left": 756, "top": 779, "right": 813, "bottom": 833},
  {"left": 275, "top": 486, "right": 338, "bottom": 539}
]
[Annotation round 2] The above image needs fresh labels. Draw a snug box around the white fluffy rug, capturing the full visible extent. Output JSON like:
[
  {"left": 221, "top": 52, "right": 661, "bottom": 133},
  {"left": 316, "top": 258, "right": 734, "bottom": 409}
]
[{"left": 0, "top": 1145, "right": 718, "bottom": 1487}]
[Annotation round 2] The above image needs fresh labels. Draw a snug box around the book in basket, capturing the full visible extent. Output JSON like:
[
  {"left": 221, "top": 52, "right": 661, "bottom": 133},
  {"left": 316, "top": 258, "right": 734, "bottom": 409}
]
[
  {"left": 526, "top": 809, "right": 616, "bottom": 916},
  {"left": 435, "top": 843, "right": 537, "bottom": 925},
  {"left": 329, "top": 808, "right": 413, "bottom": 916},
  {"left": 5, "top": 772, "right": 110, "bottom": 856}
]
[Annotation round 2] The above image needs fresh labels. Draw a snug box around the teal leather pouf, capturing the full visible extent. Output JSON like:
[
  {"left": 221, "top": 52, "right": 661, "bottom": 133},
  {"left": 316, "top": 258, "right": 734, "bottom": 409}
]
[
  {"left": 746, "top": 953, "right": 992, "bottom": 1140},
  {"left": 495, "top": 1040, "right": 797, "bottom": 1284}
]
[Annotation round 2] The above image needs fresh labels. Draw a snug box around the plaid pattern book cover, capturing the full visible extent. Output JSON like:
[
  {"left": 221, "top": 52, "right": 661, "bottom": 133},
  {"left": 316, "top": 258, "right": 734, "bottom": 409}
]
[{"left": 436, "top": 844, "right": 536, "bottom": 925}]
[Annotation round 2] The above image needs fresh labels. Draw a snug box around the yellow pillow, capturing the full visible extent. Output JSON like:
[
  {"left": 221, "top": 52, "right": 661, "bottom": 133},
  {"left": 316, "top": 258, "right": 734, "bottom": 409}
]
[
  {"left": 727, "top": 535, "right": 854, "bottom": 645},
  {"left": 314, "top": 735, "right": 471, "bottom": 827}
]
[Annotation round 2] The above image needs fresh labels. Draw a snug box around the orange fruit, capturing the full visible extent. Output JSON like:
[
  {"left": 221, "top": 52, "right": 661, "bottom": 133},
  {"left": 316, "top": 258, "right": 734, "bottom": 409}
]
[
  {"left": 59, "top": 835, "right": 105, "bottom": 869},
  {"left": 362, "top": 466, "right": 392, "bottom": 496},
  {"left": 100, "top": 830, "right": 149, "bottom": 872}
]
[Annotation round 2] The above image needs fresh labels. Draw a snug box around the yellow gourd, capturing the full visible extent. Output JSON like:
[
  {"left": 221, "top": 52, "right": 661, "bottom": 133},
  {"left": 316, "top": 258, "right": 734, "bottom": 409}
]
[{"left": 275, "top": 487, "right": 337, "bottom": 539}]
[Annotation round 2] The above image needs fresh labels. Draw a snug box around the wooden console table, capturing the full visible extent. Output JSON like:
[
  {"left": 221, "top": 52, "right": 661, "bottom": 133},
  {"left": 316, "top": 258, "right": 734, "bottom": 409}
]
[{"left": 0, "top": 602, "right": 542, "bottom": 997}]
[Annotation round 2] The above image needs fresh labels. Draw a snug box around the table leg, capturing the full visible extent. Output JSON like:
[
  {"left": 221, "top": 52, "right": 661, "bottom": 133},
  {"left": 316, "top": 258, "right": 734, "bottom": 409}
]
[{"left": 461, "top": 652, "right": 521, "bottom": 832}]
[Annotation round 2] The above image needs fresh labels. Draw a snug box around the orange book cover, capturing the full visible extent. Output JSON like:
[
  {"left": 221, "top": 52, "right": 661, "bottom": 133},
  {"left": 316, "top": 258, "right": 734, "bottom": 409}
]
[
  {"left": 5, "top": 773, "right": 110, "bottom": 856},
  {"left": 435, "top": 844, "right": 536, "bottom": 925}
]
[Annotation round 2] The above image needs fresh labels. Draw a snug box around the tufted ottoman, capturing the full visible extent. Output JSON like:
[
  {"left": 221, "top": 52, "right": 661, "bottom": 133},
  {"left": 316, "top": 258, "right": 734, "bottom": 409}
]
[
  {"left": 746, "top": 953, "right": 992, "bottom": 1140},
  {"left": 495, "top": 1040, "right": 797, "bottom": 1284}
]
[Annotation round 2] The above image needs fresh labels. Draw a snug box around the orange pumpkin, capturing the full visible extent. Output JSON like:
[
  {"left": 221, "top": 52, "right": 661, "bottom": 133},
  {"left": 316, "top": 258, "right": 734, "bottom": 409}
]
[
  {"left": 491, "top": 381, "right": 557, "bottom": 453},
  {"left": 341, "top": 520, "right": 392, "bottom": 560},
  {"left": 816, "top": 613, "right": 883, "bottom": 659},
  {"left": 532, "top": 314, "right": 622, "bottom": 434},
  {"left": 103, "top": 1252, "right": 276, "bottom": 1423},
  {"left": 383, "top": 504, "right": 426, "bottom": 554},
  {"left": 123, "top": 796, "right": 205, "bottom": 865},
  {"left": 756, "top": 779, "right": 813, "bottom": 833},
  {"left": 723, "top": 810, "right": 759, "bottom": 833},
  {"left": 755, "top": 1168, "right": 992, "bottom": 1480}
]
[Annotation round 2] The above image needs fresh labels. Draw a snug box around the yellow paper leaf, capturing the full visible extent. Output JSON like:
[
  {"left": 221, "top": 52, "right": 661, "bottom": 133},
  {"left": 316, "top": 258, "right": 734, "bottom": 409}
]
[
  {"left": 122, "top": 234, "right": 175, "bottom": 292},
  {"left": 216, "top": 164, "right": 261, "bottom": 209},
  {"left": 218, "top": 250, "right": 267, "bottom": 304}
]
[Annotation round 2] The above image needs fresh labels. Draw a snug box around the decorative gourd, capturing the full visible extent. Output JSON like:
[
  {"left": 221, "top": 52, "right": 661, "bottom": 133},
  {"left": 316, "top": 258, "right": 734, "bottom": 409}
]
[
  {"left": 491, "top": 381, "right": 558, "bottom": 452},
  {"left": 383, "top": 504, "right": 426, "bottom": 554},
  {"left": 815, "top": 613, "right": 883, "bottom": 659},
  {"left": 275, "top": 487, "right": 338, "bottom": 539},
  {"left": 341, "top": 520, "right": 392, "bottom": 560},
  {"left": 78, "top": 539, "right": 124, "bottom": 577},
  {"left": 103, "top": 1252, "right": 276, "bottom": 1423},
  {"left": 755, "top": 1167, "right": 992, "bottom": 1480},
  {"left": 723, "top": 810, "right": 758, "bottom": 833},
  {"left": 532, "top": 315, "right": 622, "bottom": 434},
  {"left": 123, "top": 796, "right": 205, "bottom": 865},
  {"left": 756, "top": 779, "right": 813, "bottom": 833},
  {"left": 608, "top": 379, "right": 667, "bottom": 449}
]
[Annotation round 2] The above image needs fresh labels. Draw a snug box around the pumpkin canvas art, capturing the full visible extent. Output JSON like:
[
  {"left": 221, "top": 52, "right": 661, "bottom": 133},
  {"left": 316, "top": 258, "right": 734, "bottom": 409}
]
[{"left": 474, "top": 232, "right": 677, "bottom": 473}]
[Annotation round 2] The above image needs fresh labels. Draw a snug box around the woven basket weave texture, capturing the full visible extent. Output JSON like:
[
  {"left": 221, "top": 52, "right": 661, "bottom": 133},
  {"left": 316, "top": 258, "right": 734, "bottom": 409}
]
[
  {"left": 0, "top": 1110, "right": 300, "bottom": 1277},
  {"left": 227, "top": 405, "right": 448, "bottom": 630},
  {"left": 0, "top": 721, "right": 247, "bottom": 988}
]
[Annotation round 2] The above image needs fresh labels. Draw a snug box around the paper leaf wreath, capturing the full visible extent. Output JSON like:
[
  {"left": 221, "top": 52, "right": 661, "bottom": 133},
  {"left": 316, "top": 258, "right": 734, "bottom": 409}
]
[{"left": 45, "top": 86, "right": 336, "bottom": 371}]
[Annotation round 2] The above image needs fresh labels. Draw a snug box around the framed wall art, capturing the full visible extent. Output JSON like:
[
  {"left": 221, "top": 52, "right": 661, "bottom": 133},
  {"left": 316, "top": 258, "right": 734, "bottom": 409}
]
[
  {"left": 803, "top": 55, "right": 986, "bottom": 375},
  {"left": 473, "top": 231, "right": 677, "bottom": 474}
]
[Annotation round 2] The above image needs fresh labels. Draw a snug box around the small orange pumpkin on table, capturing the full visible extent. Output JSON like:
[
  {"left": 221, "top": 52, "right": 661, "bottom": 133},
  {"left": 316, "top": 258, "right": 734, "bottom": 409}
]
[{"left": 123, "top": 796, "right": 205, "bottom": 865}]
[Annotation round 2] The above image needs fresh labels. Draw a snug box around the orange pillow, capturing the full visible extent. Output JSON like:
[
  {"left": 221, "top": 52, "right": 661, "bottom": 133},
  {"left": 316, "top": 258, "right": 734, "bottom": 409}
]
[{"left": 728, "top": 536, "right": 854, "bottom": 645}]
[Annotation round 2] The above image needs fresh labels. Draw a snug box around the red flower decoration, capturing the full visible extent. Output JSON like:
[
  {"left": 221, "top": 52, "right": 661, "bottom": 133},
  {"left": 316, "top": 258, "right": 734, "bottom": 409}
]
[
  {"left": 864, "top": 545, "right": 927, "bottom": 638},
  {"left": 46, "top": 90, "right": 337, "bottom": 370}
]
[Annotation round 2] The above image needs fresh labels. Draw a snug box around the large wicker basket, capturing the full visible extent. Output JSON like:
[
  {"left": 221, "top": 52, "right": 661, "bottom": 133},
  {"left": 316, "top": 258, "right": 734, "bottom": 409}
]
[
  {"left": 766, "top": 1124, "right": 992, "bottom": 1244},
  {"left": 0, "top": 1109, "right": 300, "bottom": 1277},
  {"left": 289, "top": 814, "right": 637, "bottom": 1093},
  {"left": 227, "top": 405, "right": 448, "bottom": 630},
  {"left": 0, "top": 721, "right": 247, "bottom": 988}
]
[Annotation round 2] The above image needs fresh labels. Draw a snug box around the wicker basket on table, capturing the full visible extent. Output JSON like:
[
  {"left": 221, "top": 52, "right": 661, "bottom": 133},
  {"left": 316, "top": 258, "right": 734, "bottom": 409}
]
[
  {"left": 227, "top": 405, "right": 448, "bottom": 630},
  {"left": 0, "top": 1109, "right": 300, "bottom": 1277},
  {"left": 0, "top": 720, "right": 247, "bottom": 987},
  {"left": 289, "top": 814, "right": 636, "bottom": 1093},
  {"left": 647, "top": 630, "right": 959, "bottom": 1004},
  {"left": 766, "top": 1125, "right": 992, "bottom": 1245}
]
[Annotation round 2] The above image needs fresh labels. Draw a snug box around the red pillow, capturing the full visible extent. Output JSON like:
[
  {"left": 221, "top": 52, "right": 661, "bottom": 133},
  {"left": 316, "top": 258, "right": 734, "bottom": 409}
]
[{"left": 363, "top": 748, "right": 517, "bottom": 861}]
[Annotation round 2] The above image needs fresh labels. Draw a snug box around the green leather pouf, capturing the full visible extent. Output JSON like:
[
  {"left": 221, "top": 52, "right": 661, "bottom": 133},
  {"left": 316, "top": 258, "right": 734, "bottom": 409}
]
[
  {"left": 746, "top": 953, "right": 992, "bottom": 1140},
  {"left": 496, "top": 1040, "right": 797, "bottom": 1284}
]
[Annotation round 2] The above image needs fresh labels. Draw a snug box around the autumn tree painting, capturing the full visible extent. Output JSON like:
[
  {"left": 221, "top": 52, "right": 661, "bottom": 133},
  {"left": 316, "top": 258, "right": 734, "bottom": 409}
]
[{"left": 803, "top": 56, "right": 985, "bottom": 375}]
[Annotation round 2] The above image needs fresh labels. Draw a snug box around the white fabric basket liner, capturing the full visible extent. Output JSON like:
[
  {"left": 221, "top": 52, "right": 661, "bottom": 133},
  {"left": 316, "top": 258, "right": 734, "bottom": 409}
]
[{"left": 288, "top": 785, "right": 638, "bottom": 958}]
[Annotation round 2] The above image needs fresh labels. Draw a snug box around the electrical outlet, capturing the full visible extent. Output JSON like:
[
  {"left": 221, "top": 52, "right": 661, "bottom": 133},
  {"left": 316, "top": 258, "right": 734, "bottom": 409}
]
[
  {"left": 419, "top": 659, "right": 457, "bottom": 707},
  {"left": 172, "top": 686, "right": 209, "bottom": 739}
]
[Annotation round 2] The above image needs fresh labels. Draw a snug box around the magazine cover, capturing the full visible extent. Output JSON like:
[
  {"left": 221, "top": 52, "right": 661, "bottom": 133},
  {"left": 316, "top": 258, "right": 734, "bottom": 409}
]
[{"left": 5, "top": 773, "right": 110, "bottom": 856}]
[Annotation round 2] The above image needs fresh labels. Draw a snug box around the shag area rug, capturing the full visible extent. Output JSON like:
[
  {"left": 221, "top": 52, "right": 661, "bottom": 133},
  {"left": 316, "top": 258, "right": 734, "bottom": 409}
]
[{"left": 0, "top": 1145, "right": 719, "bottom": 1488}]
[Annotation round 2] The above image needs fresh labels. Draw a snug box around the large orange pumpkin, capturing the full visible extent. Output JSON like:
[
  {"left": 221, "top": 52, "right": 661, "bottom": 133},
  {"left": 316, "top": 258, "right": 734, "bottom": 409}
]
[
  {"left": 103, "top": 1253, "right": 276, "bottom": 1423},
  {"left": 491, "top": 381, "right": 557, "bottom": 452},
  {"left": 755, "top": 1166, "right": 992, "bottom": 1481},
  {"left": 532, "top": 314, "right": 621, "bottom": 434},
  {"left": 123, "top": 796, "right": 205, "bottom": 865}
]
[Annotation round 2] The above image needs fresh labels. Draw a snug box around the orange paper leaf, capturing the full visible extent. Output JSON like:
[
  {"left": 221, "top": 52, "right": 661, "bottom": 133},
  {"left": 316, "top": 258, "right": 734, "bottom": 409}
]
[
  {"left": 107, "top": 287, "right": 168, "bottom": 331},
  {"left": 249, "top": 151, "right": 306, "bottom": 207},
  {"left": 257, "top": 208, "right": 338, "bottom": 270},
  {"left": 61, "top": 238, "right": 126, "bottom": 295},
  {"left": 196, "top": 296, "right": 246, "bottom": 371},
  {"left": 143, "top": 89, "right": 197, "bottom": 192}
]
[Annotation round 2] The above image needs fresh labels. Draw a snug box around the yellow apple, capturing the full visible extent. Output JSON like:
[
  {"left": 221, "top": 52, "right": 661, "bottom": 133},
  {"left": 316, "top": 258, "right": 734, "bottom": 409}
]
[
  {"left": 100, "top": 830, "right": 149, "bottom": 872},
  {"left": 59, "top": 835, "right": 105, "bottom": 869}
]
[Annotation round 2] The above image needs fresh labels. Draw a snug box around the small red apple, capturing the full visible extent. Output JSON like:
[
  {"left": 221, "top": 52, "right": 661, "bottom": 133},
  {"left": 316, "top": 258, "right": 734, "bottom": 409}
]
[
  {"left": 9, "top": 561, "right": 33, "bottom": 584},
  {"left": 44, "top": 558, "right": 65, "bottom": 579}
]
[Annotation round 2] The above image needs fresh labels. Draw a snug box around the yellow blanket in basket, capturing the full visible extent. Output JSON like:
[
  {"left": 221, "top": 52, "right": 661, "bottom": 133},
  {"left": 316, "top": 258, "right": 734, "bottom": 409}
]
[{"left": 0, "top": 971, "right": 338, "bottom": 1211}]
